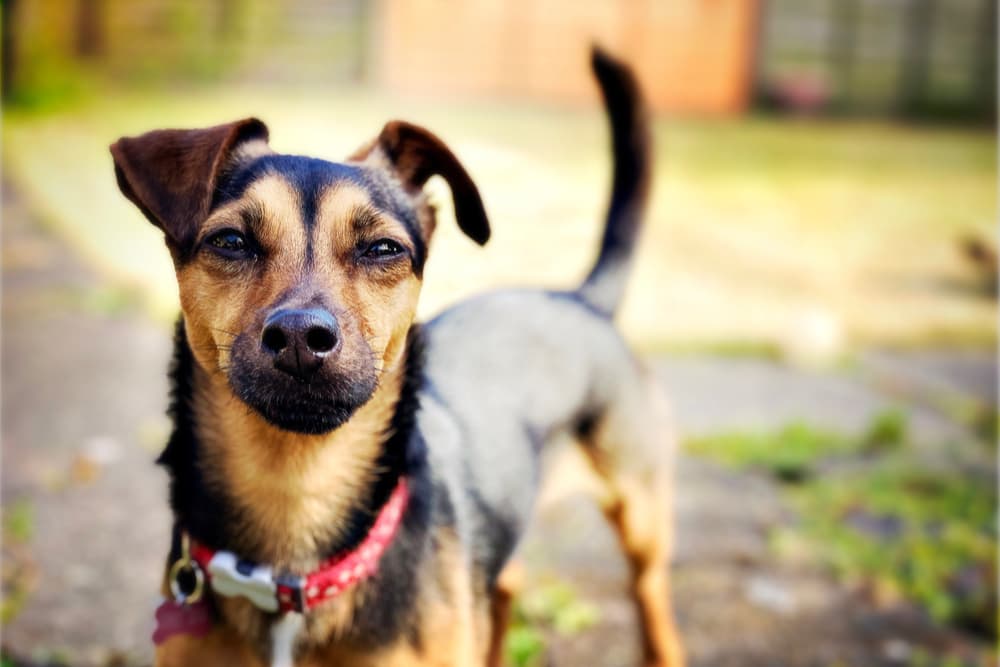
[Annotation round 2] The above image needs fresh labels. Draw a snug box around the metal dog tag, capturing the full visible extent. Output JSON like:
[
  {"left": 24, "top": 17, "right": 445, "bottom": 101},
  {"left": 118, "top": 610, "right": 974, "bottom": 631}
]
[
  {"left": 208, "top": 550, "right": 280, "bottom": 612},
  {"left": 152, "top": 598, "right": 212, "bottom": 645}
]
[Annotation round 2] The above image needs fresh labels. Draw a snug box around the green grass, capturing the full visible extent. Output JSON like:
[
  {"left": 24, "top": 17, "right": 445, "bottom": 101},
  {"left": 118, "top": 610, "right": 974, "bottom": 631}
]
[
  {"left": 687, "top": 411, "right": 997, "bottom": 638},
  {"left": 504, "top": 580, "right": 600, "bottom": 667},
  {"left": 3, "top": 86, "right": 995, "bottom": 347},
  {"left": 3, "top": 501, "right": 35, "bottom": 544},
  {"left": 646, "top": 338, "right": 784, "bottom": 361},
  {"left": 860, "top": 408, "right": 909, "bottom": 452},
  {"left": 2, "top": 500, "right": 36, "bottom": 624},
  {"left": 787, "top": 462, "right": 996, "bottom": 636},
  {"left": 686, "top": 411, "right": 906, "bottom": 482},
  {"left": 907, "top": 648, "right": 992, "bottom": 667},
  {"left": 687, "top": 422, "right": 847, "bottom": 482}
]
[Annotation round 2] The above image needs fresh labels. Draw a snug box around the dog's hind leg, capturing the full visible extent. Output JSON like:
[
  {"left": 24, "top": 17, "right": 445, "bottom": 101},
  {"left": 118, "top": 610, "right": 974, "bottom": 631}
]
[
  {"left": 485, "top": 559, "right": 523, "bottom": 667},
  {"left": 579, "top": 372, "right": 685, "bottom": 667}
]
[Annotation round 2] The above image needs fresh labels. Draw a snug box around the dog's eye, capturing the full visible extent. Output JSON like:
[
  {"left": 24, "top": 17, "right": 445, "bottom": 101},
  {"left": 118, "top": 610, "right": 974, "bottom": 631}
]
[
  {"left": 362, "top": 239, "right": 405, "bottom": 259},
  {"left": 206, "top": 230, "right": 250, "bottom": 258}
]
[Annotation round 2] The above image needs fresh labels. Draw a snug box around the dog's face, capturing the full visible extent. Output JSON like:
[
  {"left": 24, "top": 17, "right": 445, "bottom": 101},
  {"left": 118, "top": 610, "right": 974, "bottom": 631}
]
[{"left": 111, "top": 119, "right": 488, "bottom": 434}]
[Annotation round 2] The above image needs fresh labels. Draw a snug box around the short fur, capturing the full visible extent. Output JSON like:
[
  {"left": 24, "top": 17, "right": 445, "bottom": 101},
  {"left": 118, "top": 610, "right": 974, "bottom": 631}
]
[{"left": 112, "top": 48, "right": 684, "bottom": 667}]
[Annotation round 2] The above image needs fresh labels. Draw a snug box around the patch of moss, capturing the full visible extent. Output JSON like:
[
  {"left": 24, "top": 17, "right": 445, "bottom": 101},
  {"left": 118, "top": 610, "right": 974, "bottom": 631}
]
[
  {"left": 689, "top": 411, "right": 996, "bottom": 638},
  {"left": 3, "top": 501, "right": 34, "bottom": 544},
  {"left": 790, "top": 462, "right": 997, "bottom": 637},
  {"left": 861, "top": 408, "right": 908, "bottom": 453},
  {"left": 686, "top": 421, "right": 853, "bottom": 482},
  {"left": 504, "top": 580, "right": 600, "bottom": 667}
]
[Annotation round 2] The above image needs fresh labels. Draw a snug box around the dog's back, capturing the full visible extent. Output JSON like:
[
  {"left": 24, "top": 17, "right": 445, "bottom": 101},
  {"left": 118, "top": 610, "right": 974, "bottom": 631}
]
[
  {"left": 421, "top": 48, "right": 652, "bottom": 450},
  {"left": 416, "top": 45, "right": 681, "bottom": 646},
  {"left": 417, "top": 51, "right": 682, "bottom": 666},
  {"left": 112, "top": 44, "right": 682, "bottom": 666}
]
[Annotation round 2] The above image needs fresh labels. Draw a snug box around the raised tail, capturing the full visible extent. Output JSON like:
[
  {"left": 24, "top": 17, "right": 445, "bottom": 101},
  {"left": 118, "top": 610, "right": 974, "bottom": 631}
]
[{"left": 577, "top": 47, "right": 652, "bottom": 319}]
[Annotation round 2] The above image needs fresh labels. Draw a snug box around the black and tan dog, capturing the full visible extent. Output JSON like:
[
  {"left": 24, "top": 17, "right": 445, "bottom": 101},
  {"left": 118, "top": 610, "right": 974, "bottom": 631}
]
[{"left": 111, "top": 48, "right": 683, "bottom": 667}]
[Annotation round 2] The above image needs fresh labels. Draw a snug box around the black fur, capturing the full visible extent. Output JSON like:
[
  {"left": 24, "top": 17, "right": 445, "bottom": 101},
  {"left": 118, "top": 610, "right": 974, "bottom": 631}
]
[
  {"left": 135, "top": 45, "right": 661, "bottom": 664},
  {"left": 228, "top": 329, "right": 379, "bottom": 435},
  {"left": 159, "top": 319, "right": 246, "bottom": 553},
  {"left": 326, "top": 326, "right": 429, "bottom": 559},
  {"left": 160, "top": 322, "right": 433, "bottom": 570},
  {"left": 578, "top": 47, "right": 652, "bottom": 318},
  {"left": 466, "top": 485, "right": 518, "bottom": 590},
  {"left": 209, "top": 154, "right": 428, "bottom": 275}
]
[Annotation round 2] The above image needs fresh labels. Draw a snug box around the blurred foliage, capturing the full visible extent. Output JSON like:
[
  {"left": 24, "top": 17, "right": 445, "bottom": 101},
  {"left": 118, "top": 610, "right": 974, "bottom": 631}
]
[
  {"left": 686, "top": 412, "right": 906, "bottom": 482},
  {"left": 2, "top": 500, "right": 36, "bottom": 624},
  {"left": 650, "top": 339, "right": 783, "bottom": 361},
  {"left": 0, "top": 649, "right": 75, "bottom": 667},
  {"left": 504, "top": 625, "right": 546, "bottom": 667},
  {"left": 970, "top": 407, "right": 998, "bottom": 447},
  {"left": 2, "top": 0, "right": 367, "bottom": 111},
  {"left": 790, "top": 462, "right": 997, "bottom": 637},
  {"left": 908, "top": 647, "right": 993, "bottom": 667},
  {"left": 688, "top": 411, "right": 997, "bottom": 638},
  {"left": 861, "top": 408, "right": 909, "bottom": 452},
  {"left": 3, "top": 501, "right": 34, "bottom": 544},
  {"left": 504, "top": 580, "right": 600, "bottom": 667}
]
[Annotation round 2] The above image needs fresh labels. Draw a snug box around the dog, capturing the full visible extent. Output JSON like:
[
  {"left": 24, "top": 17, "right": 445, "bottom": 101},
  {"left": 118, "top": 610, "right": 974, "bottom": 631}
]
[{"left": 110, "top": 47, "right": 683, "bottom": 667}]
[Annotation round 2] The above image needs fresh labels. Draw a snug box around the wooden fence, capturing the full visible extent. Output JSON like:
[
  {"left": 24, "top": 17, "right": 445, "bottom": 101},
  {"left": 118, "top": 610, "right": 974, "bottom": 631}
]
[
  {"left": 756, "top": 0, "right": 996, "bottom": 120},
  {"left": 373, "top": 0, "right": 761, "bottom": 115},
  {"left": 4, "top": 0, "right": 992, "bottom": 120}
]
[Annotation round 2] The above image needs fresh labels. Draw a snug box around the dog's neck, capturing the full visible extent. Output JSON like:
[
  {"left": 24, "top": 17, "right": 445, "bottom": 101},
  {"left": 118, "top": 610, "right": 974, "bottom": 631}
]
[{"left": 161, "top": 321, "right": 424, "bottom": 572}]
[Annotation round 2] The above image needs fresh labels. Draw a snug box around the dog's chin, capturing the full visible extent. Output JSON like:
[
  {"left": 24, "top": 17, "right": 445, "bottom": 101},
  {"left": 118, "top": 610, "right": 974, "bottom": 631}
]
[
  {"left": 249, "top": 399, "right": 365, "bottom": 435},
  {"left": 229, "top": 369, "right": 378, "bottom": 436}
]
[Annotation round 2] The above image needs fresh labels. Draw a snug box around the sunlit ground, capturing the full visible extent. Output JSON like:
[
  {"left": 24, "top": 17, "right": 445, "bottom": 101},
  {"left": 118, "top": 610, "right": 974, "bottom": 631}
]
[
  {"left": 4, "top": 84, "right": 996, "bottom": 354},
  {"left": 2, "top": 84, "right": 996, "bottom": 666}
]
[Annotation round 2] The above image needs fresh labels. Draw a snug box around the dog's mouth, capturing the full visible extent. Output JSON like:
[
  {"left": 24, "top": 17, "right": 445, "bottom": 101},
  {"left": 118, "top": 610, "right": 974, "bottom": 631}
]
[{"left": 226, "top": 332, "right": 379, "bottom": 435}]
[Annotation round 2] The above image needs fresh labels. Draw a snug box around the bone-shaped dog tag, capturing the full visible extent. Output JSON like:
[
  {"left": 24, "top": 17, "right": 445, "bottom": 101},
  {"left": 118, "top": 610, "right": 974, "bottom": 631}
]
[{"left": 208, "top": 551, "right": 279, "bottom": 612}]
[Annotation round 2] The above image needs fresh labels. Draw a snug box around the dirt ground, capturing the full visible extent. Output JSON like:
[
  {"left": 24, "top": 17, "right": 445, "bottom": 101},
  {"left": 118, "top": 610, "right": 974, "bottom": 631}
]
[{"left": 2, "top": 181, "right": 995, "bottom": 666}]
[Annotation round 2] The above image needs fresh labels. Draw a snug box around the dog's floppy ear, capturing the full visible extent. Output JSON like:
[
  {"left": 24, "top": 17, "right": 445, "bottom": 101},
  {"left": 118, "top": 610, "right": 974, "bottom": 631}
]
[
  {"left": 353, "top": 121, "right": 490, "bottom": 245},
  {"left": 110, "top": 118, "right": 270, "bottom": 247}
]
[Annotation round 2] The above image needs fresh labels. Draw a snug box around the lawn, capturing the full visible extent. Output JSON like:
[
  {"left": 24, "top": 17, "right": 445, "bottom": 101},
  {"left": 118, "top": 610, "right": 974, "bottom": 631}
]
[
  {"left": 4, "top": 85, "right": 996, "bottom": 353},
  {"left": 688, "top": 411, "right": 997, "bottom": 647}
]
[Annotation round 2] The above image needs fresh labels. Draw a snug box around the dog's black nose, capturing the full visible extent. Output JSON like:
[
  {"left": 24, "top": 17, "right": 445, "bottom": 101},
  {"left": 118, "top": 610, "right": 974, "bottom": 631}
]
[{"left": 261, "top": 308, "right": 340, "bottom": 379}]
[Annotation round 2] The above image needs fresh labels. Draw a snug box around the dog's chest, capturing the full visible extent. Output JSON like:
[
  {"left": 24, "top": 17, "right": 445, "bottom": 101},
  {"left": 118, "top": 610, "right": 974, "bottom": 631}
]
[{"left": 216, "top": 592, "right": 359, "bottom": 664}]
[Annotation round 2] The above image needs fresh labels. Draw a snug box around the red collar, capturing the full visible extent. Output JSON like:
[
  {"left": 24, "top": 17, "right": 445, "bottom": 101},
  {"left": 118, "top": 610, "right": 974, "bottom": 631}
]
[{"left": 184, "top": 476, "right": 409, "bottom": 614}]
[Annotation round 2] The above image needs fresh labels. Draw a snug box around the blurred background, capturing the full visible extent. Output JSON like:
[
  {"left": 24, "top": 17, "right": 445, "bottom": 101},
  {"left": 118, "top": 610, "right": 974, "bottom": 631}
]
[{"left": 1, "top": 1, "right": 996, "bottom": 666}]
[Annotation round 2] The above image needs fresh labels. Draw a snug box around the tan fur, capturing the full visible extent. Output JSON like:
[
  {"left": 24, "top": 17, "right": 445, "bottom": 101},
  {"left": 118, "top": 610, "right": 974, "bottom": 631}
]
[
  {"left": 135, "top": 80, "right": 680, "bottom": 663},
  {"left": 349, "top": 144, "right": 438, "bottom": 242},
  {"left": 296, "top": 529, "right": 481, "bottom": 667},
  {"left": 157, "top": 625, "right": 265, "bottom": 667},
  {"left": 486, "top": 559, "right": 523, "bottom": 667},
  {"left": 165, "top": 174, "right": 428, "bottom": 656},
  {"left": 178, "top": 175, "right": 308, "bottom": 379},
  {"left": 156, "top": 170, "right": 686, "bottom": 664},
  {"left": 312, "top": 183, "right": 421, "bottom": 371},
  {"left": 579, "top": 374, "right": 685, "bottom": 667}
]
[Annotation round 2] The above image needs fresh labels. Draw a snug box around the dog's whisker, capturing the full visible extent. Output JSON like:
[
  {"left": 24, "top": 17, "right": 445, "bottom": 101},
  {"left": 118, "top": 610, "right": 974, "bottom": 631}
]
[
  {"left": 210, "top": 327, "right": 239, "bottom": 338},
  {"left": 195, "top": 344, "right": 232, "bottom": 353}
]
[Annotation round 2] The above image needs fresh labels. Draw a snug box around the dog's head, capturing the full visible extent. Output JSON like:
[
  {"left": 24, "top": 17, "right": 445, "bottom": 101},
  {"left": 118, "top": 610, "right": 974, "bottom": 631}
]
[{"left": 111, "top": 118, "right": 488, "bottom": 434}]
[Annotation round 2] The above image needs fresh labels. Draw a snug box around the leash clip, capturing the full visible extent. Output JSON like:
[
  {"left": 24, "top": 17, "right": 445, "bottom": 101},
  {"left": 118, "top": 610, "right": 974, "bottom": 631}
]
[
  {"left": 275, "top": 573, "right": 307, "bottom": 613},
  {"left": 169, "top": 533, "right": 205, "bottom": 605}
]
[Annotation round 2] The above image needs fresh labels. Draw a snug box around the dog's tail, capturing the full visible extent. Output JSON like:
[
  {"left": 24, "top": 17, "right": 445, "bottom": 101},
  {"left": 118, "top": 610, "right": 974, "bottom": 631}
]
[{"left": 576, "top": 47, "right": 652, "bottom": 319}]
